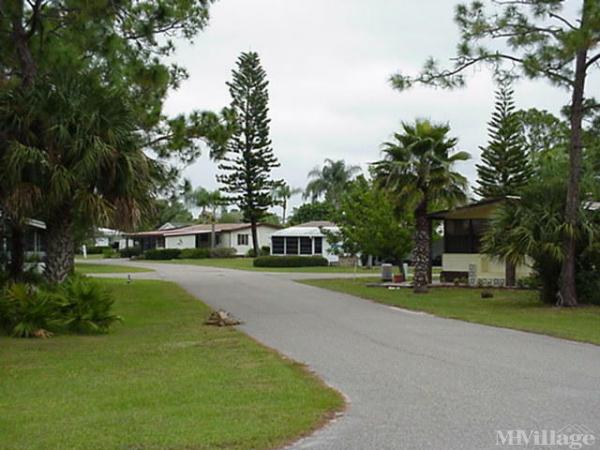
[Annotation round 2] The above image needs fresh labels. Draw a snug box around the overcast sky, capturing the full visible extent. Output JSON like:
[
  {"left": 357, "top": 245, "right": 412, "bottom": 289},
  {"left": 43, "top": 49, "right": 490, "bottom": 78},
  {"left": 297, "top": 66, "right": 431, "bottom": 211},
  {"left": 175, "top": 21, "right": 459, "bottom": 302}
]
[{"left": 165, "top": 0, "right": 594, "bottom": 209}]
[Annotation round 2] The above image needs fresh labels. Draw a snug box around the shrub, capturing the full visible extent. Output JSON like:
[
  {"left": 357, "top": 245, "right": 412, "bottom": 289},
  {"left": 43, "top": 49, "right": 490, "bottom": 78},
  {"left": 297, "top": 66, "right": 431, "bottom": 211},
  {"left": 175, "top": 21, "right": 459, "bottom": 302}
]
[
  {"left": 0, "top": 276, "right": 121, "bottom": 338},
  {"left": 0, "top": 283, "right": 61, "bottom": 338},
  {"left": 516, "top": 275, "right": 541, "bottom": 290},
  {"left": 86, "top": 246, "right": 110, "bottom": 255},
  {"left": 247, "top": 246, "right": 271, "bottom": 257},
  {"left": 102, "top": 248, "right": 118, "bottom": 259},
  {"left": 144, "top": 249, "right": 182, "bottom": 260},
  {"left": 210, "top": 247, "right": 237, "bottom": 258},
  {"left": 577, "top": 269, "right": 600, "bottom": 305},
  {"left": 253, "top": 255, "right": 328, "bottom": 268},
  {"left": 180, "top": 248, "right": 211, "bottom": 259},
  {"left": 119, "top": 246, "right": 142, "bottom": 258},
  {"left": 58, "top": 277, "right": 121, "bottom": 333}
]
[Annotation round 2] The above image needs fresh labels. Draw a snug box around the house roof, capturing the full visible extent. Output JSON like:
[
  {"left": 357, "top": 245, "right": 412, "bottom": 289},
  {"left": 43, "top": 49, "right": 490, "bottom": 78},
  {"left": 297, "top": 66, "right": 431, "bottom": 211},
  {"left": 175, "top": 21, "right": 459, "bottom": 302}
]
[
  {"left": 427, "top": 197, "right": 518, "bottom": 220},
  {"left": 272, "top": 223, "right": 339, "bottom": 238},
  {"left": 429, "top": 197, "right": 600, "bottom": 221},
  {"left": 125, "top": 223, "right": 281, "bottom": 238}
]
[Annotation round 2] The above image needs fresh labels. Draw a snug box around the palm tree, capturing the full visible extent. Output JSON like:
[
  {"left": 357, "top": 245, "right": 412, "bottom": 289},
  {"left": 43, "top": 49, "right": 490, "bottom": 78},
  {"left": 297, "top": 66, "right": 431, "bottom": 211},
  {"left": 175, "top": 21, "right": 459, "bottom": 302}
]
[
  {"left": 373, "top": 120, "right": 470, "bottom": 293},
  {"left": 185, "top": 185, "right": 226, "bottom": 248},
  {"left": 304, "top": 159, "right": 361, "bottom": 207},
  {"left": 272, "top": 182, "right": 302, "bottom": 224},
  {"left": 0, "top": 75, "right": 157, "bottom": 283}
]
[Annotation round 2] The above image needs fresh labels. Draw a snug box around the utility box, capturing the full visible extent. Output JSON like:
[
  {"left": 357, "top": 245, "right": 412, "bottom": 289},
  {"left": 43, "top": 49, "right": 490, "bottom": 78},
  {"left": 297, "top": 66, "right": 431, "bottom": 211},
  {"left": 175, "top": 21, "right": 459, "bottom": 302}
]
[{"left": 381, "top": 264, "right": 393, "bottom": 282}]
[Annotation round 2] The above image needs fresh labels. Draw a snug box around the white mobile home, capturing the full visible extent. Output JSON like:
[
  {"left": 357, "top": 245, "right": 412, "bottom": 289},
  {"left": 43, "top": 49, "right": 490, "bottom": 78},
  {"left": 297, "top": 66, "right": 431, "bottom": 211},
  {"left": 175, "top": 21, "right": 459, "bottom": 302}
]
[
  {"left": 126, "top": 223, "right": 281, "bottom": 256},
  {"left": 270, "top": 221, "right": 340, "bottom": 264}
]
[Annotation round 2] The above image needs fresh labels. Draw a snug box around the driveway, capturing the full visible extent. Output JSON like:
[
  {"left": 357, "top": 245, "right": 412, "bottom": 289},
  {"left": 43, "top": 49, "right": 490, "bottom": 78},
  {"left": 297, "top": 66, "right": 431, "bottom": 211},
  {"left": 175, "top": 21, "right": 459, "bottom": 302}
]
[{"left": 87, "top": 260, "right": 600, "bottom": 450}]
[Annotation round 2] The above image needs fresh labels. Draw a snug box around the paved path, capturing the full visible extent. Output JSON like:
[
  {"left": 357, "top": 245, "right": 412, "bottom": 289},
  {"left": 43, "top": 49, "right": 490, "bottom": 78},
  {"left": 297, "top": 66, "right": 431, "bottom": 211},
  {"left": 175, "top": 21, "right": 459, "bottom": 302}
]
[{"left": 86, "top": 260, "right": 600, "bottom": 450}]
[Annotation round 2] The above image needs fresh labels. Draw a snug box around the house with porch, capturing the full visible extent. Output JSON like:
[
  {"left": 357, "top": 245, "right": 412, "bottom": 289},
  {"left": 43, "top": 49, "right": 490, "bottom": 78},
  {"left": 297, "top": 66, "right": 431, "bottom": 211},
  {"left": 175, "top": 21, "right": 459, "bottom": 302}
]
[
  {"left": 125, "top": 223, "right": 281, "bottom": 255},
  {"left": 428, "top": 198, "right": 533, "bottom": 286},
  {"left": 270, "top": 221, "right": 341, "bottom": 264}
]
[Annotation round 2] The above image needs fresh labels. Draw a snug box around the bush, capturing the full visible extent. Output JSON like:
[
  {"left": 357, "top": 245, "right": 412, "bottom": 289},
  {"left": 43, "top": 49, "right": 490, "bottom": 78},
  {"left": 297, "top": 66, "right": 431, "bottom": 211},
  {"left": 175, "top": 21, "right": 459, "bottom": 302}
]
[
  {"left": 253, "top": 255, "right": 328, "bottom": 268},
  {"left": 517, "top": 275, "right": 541, "bottom": 290},
  {"left": 119, "top": 246, "right": 142, "bottom": 258},
  {"left": 144, "top": 249, "right": 182, "bottom": 260},
  {"left": 179, "top": 248, "right": 211, "bottom": 259},
  {"left": 210, "top": 247, "right": 237, "bottom": 258},
  {"left": 247, "top": 246, "right": 271, "bottom": 257},
  {"left": 102, "top": 248, "right": 118, "bottom": 259},
  {"left": 85, "top": 246, "right": 110, "bottom": 255},
  {"left": 58, "top": 277, "right": 121, "bottom": 333},
  {"left": 0, "top": 276, "right": 121, "bottom": 338},
  {"left": 577, "top": 269, "right": 600, "bottom": 305},
  {"left": 0, "top": 283, "right": 61, "bottom": 338}
]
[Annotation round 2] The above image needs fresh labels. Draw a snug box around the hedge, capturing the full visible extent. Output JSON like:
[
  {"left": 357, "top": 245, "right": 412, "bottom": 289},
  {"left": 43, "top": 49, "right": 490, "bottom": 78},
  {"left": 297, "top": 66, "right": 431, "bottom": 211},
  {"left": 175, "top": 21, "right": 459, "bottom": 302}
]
[
  {"left": 179, "top": 248, "right": 210, "bottom": 259},
  {"left": 144, "top": 249, "right": 182, "bottom": 260},
  {"left": 119, "top": 247, "right": 142, "bottom": 258},
  {"left": 253, "top": 255, "right": 328, "bottom": 268},
  {"left": 209, "top": 247, "right": 237, "bottom": 258},
  {"left": 85, "top": 246, "right": 111, "bottom": 255}
]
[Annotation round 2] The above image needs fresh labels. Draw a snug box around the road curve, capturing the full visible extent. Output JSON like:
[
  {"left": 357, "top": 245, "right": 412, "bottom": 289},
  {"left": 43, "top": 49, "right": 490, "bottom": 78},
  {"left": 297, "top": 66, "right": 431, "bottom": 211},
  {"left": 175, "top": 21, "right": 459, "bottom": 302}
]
[{"left": 87, "top": 260, "right": 600, "bottom": 450}]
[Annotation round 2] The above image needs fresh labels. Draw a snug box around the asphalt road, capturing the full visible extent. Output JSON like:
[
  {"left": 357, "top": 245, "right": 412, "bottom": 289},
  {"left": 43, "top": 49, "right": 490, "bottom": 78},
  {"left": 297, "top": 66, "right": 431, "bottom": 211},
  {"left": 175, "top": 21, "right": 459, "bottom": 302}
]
[{"left": 87, "top": 260, "right": 600, "bottom": 450}]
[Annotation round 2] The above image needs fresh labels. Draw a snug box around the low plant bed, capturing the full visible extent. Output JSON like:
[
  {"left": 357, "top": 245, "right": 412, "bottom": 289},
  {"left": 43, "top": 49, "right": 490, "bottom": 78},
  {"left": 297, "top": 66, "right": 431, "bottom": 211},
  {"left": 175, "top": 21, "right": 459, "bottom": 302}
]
[
  {"left": 300, "top": 278, "right": 600, "bottom": 345},
  {"left": 0, "top": 279, "right": 344, "bottom": 449}
]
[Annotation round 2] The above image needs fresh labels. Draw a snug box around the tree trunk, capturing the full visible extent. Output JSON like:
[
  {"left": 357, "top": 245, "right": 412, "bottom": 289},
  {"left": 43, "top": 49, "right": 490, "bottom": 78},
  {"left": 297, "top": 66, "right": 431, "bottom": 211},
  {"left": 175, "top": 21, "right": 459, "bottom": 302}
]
[
  {"left": 505, "top": 260, "right": 516, "bottom": 287},
  {"left": 413, "top": 201, "right": 430, "bottom": 293},
  {"left": 8, "top": 222, "right": 25, "bottom": 280},
  {"left": 44, "top": 214, "right": 75, "bottom": 284},
  {"left": 559, "top": 43, "right": 589, "bottom": 307},
  {"left": 250, "top": 218, "right": 259, "bottom": 257},
  {"left": 282, "top": 199, "right": 287, "bottom": 225},
  {"left": 210, "top": 206, "right": 216, "bottom": 249},
  {"left": 11, "top": 0, "right": 36, "bottom": 87}
]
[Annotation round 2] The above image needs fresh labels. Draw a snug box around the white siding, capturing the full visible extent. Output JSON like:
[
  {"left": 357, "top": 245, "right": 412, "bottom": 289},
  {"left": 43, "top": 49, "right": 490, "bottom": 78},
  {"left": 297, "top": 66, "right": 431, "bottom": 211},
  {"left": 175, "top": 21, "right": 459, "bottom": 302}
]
[
  {"left": 165, "top": 234, "right": 196, "bottom": 250},
  {"left": 227, "top": 226, "right": 278, "bottom": 255}
]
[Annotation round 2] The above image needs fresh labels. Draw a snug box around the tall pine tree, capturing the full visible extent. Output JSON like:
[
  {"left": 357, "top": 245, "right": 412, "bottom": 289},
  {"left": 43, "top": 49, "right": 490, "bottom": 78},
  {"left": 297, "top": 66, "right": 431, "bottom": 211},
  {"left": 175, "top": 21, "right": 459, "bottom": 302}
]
[
  {"left": 218, "top": 52, "right": 280, "bottom": 255},
  {"left": 475, "top": 82, "right": 533, "bottom": 199}
]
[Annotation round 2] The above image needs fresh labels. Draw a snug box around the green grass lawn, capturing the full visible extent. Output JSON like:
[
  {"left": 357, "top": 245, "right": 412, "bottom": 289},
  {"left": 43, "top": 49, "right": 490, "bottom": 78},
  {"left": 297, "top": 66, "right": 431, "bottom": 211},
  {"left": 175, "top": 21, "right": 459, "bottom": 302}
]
[
  {"left": 0, "top": 279, "right": 343, "bottom": 450},
  {"left": 301, "top": 278, "right": 600, "bottom": 345},
  {"left": 75, "top": 263, "right": 154, "bottom": 274},
  {"left": 157, "top": 257, "right": 380, "bottom": 273},
  {"left": 75, "top": 254, "right": 104, "bottom": 260}
]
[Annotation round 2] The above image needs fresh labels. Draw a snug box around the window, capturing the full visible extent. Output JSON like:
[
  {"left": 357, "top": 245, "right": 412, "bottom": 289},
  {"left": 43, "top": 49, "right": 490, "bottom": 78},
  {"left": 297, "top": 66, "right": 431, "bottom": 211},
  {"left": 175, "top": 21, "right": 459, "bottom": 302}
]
[
  {"left": 314, "top": 237, "right": 323, "bottom": 254},
  {"left": 237, "top": 234, "right": 249, "bottom": 246},
  {"left": 444, "top": 219, "right": 490, "bottom": 253},
  {"left": 272, "top": 237, "right": 284, "bottom": 254},
  {"left": 300, "top": 237, "right": 312, "bottom": 255},
  {"left": 285, "top": 237, "right": 299, "bottom": 255},
  {"left": 196, "top": 234, "right": 209, "bottom": 248}
]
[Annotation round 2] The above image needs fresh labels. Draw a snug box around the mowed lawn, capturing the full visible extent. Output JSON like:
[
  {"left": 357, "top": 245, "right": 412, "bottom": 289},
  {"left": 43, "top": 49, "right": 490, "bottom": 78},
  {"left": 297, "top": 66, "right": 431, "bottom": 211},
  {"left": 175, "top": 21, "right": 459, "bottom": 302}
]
[
  {"left": 301, "top": 278, "right": 600, "bottom": 345},
  {"left": 75, "top": 263, "right": 154, "bottom": 274},
  {"left": 156, "top": 257, "right": 380, "bottom": 273},
  {"left": 0, "top": 279, "right": 343, "bottom": 450}
]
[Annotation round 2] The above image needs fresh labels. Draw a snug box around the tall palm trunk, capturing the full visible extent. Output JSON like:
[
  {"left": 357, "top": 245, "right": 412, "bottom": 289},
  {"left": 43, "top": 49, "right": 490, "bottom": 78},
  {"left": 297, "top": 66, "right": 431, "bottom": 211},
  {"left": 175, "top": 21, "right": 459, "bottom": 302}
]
[
  {"left": 282, "top": 198, "right": 287, "bottom": 225},
  {"left": 8, "top": 222, "right": 25, "bottom": 280},
  {"left": 44, "top": 213, "right": 75, "bottom": 283},
  {"left": 250, "top": 218, "right": 259, "bottom": 257},
  {"left": 413, "top": 200, "right": 430, "bottom": 293},
  {"left": 210, "top": 206, "right": 217, "bottom": 249},
  {"left": 505, "top": 261, "right": 516, "bottom": 287},
  {"left": 560, "top": 43, "right": 588, "bottom": 307}
]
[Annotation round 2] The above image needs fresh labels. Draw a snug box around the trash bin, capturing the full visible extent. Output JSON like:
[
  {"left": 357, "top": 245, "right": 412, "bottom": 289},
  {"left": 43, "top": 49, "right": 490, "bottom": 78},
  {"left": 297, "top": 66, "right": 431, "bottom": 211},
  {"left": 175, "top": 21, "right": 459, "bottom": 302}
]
[{"left": 381, "top": 264, "right": 393, "bottom": 282}]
